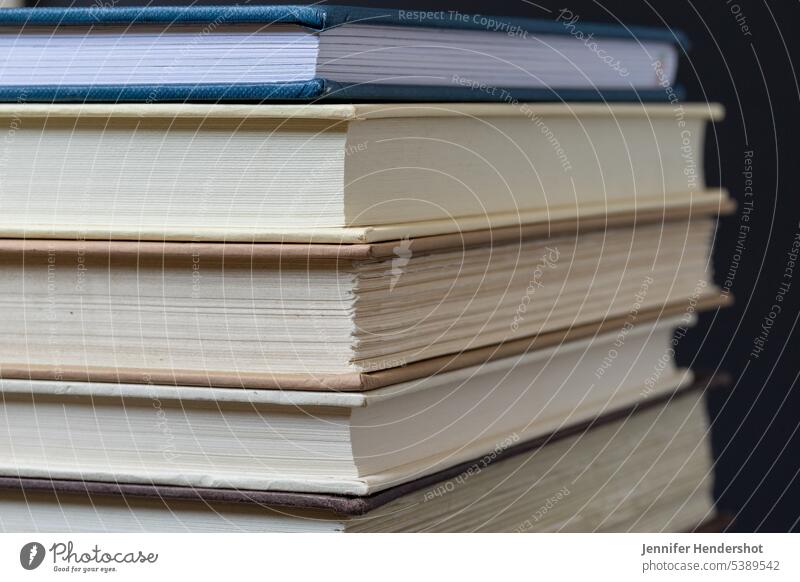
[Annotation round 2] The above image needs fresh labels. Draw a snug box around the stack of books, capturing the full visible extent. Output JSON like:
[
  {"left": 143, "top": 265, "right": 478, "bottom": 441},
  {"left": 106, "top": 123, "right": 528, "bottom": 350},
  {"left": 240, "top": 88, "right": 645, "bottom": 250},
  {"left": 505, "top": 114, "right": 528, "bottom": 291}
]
[{"left": 0, "top": 5, "right": 732, "bottom": 532}]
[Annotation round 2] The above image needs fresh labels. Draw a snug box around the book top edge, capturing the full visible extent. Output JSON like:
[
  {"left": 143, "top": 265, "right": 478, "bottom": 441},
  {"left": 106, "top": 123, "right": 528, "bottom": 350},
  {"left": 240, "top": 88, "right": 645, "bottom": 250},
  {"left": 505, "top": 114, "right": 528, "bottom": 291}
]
[
  {"left": 0, "top": 102, "right": 725, "bottom": 121},
  {"left": 0, "top": 5, "right": 687, "bottom": 46}
]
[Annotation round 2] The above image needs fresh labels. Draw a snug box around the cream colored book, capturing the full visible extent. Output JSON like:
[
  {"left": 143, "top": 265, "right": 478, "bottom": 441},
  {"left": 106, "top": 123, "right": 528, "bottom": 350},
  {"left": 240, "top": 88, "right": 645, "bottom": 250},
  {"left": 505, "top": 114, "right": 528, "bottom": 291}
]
[
  {"left": 0, "top": 316, "right": 694, "bottom": 496},
  {"left": 0, "top": 215, "right": 725, "bottom": 382},
  {"left": 0, "top": 102, "right": 724, "bottom": 242},
  {"left": 0, "top": 383, "right": 715, "bottom": 532}
]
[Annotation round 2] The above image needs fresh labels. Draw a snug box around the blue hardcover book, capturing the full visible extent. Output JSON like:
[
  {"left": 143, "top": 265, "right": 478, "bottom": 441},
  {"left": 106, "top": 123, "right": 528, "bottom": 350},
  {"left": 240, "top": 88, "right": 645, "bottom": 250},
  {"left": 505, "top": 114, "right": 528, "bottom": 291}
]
[{"left": 0, "top": 5, "right": 685, "bottom": 102}]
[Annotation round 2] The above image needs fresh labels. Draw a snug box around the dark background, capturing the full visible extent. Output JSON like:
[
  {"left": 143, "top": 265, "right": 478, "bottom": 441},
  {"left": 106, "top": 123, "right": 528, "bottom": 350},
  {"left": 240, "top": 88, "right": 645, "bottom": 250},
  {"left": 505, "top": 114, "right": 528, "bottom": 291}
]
[{"left": 25, "top": 0, "right": 800, "bottom": 532}]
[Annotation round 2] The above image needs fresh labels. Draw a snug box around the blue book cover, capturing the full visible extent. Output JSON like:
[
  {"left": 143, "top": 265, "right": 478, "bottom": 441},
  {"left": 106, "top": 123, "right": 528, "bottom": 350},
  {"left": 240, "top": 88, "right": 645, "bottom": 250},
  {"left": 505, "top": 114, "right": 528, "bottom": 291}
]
[{"left": 0, "top": 5, "right": 686, "bottom": 103}]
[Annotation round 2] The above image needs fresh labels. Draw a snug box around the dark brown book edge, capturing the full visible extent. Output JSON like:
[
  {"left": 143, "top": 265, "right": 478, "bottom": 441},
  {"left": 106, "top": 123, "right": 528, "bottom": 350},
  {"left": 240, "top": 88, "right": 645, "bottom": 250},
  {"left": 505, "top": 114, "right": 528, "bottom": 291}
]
[{"left": 0, "top": 371, "right": 729, "bottom": 517}]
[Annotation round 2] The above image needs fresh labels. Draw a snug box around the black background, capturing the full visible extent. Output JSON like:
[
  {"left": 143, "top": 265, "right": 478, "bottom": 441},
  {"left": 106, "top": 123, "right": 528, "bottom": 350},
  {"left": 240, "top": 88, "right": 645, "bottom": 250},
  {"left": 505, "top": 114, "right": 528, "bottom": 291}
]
[{"left": 26, "top": 0, "right": 800, "bottom": 532}]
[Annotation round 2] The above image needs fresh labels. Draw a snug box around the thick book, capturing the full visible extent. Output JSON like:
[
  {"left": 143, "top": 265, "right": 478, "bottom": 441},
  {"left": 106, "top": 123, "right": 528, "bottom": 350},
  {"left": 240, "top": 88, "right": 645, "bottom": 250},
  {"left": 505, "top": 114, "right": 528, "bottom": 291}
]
[
  {"left": 0, "top": 213, "right": 728, "bottom": 386},
  {"left": 0, "top": 381, "right": 717, "bottom": 532},
  {"left": 0, "top": 5, "right": 686, "bottom": 103},
  {"left": 0, "top": 102, "right": 725, "bottom": 242}
]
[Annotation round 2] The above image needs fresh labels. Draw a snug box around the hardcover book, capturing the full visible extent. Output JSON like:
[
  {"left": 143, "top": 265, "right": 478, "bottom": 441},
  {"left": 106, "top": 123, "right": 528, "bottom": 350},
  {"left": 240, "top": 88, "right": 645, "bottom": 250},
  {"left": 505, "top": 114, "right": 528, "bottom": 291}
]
[
  {"left": 0, "top": 214, "right": 727, "bottom": 385},
  {"left": 0, "top": 102, "right": 725, "bottom": 242},
  {"left": 0, "top": 5, "right": 686, "bottom": 102}
]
